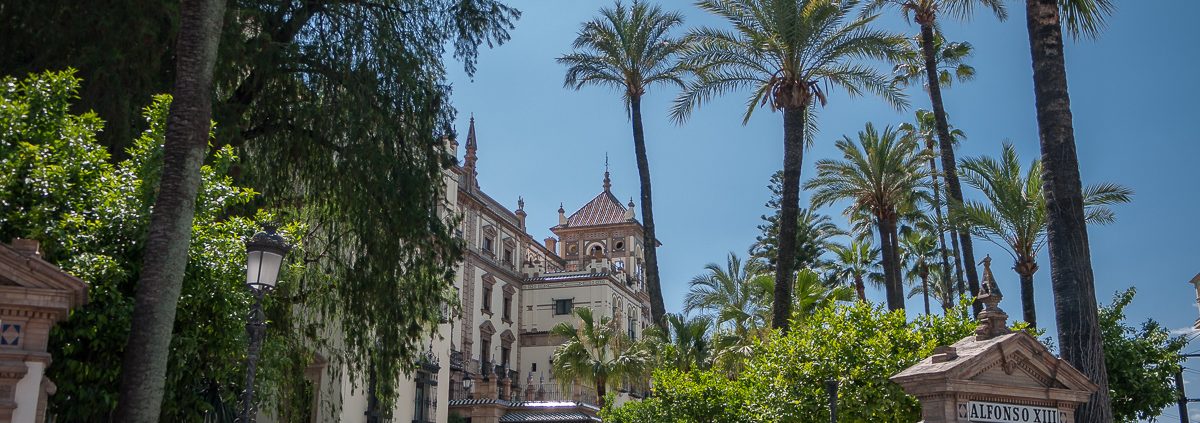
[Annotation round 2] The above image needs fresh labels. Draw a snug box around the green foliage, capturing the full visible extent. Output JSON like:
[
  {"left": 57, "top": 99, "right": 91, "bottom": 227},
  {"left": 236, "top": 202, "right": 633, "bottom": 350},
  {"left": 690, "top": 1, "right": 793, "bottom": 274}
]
[
  {"left": 550, "top": 307, "right": 654, "bottom": 407},
  {"left": 601, "top": 369, "right": 753, "bottom": 423},
  {"left": 751, "top": 171, "right": 844, "bottom": 273},
  {"left": 1100, "top": 288, "right": 1187, "bottom": 422},
  {"left": 0, "top": 71, "right": 279, "bottom": 421},
  {"left": 607, "top": 301, "right": 977, "bottom": 422},
  {"left": 683, "top": 253, "right": 773, "bottom": 336}
]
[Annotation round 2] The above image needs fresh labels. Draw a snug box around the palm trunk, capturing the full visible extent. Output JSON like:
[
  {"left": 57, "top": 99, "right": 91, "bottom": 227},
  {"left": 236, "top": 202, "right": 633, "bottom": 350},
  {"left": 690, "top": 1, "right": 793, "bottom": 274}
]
[
  {"left": 877, "top": 218, "right": 902, "bottom": 311},
  {"left": 596, "top": 377, "right": 607, "bottom": 408},
  {"left": 1015, "top": 257, "right": 1038, "bottom": 328},
  {"left": 773, "top": 106, "right": 807, "bottom": 330},
  {"left": 629, "top": 96, "right": 666, "bottom": 329},
  {"left": 889, "top": 218, "right": 904, "bottom": 310},
  {"left": 1024, "top": 2, "right": 1112, "bottom": 418},
  {"left": 114, "top": 0, "right": 227, "bottom": 421},
  {"left": 926, "top": 139, "right": 958, "bottom": 301},
  {"left": 854, "top": 274, "right": 866, "bottom": 302},
  {"left": 920, "top": 271, "right": 931, "bottom": 315},
  {"left": 919, "top": 21, "right": 981, "bottom": 315}
]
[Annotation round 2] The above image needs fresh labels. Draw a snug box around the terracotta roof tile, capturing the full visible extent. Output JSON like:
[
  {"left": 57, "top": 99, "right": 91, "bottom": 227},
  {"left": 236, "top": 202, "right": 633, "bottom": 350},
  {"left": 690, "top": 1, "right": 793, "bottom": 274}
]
[{"left": 565, "top": 192, "right": 627, "bottom": 227}]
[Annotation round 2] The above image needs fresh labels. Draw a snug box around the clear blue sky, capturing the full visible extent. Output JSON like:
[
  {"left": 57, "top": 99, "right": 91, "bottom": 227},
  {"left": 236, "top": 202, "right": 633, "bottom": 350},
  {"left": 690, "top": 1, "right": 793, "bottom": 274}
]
[{"left": 446, "top": 2, "right": 1199, "bottom": 419}]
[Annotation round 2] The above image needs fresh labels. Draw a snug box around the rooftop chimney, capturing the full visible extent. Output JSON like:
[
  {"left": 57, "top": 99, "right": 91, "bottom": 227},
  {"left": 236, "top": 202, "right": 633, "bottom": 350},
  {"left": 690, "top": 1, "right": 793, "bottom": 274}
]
[
  {"left": 544, "top": 238, "right": 558, "bottom": 256},
  {"left": 11, "top": 238, "right": 41, "bottom": 257}
]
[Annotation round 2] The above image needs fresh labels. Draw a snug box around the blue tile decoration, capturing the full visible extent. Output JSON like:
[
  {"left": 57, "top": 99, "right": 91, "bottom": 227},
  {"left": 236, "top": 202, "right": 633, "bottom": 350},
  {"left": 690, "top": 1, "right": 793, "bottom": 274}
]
[{"left": 0, "top": 323, "right": 20, "bottom": 346}]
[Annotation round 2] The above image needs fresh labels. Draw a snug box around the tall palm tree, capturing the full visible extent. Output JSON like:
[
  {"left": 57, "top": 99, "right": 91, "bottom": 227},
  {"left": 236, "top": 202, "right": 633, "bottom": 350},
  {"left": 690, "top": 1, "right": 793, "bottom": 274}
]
[
  {"left": 116, "top": 0, "right": 229, "bottom": 420},
  {"left": 892, "top": 33, "right": 975, "bottom": 90},
  {"left": 899, "top": 109, "right": 966, "bottom": 299},
  {"left": 954, "top": 142, "right": 1131, "bottom": 329},
  {"left": 867, "top": 0, "right": 1007, "bottom": 315},
  {"left": 807, "top": 123, "right": 929, "bottom": 311},
  {"left": 559, "top": 0, "right": 689, "bottom": 328},
  {"left": 906, "top": 266, "right": 955, "bottom": 313},
  {"left": 1023, "top": 0, "right": 1116, "bottom": 419},
  {"left": 673, "top": 0, "right": 906, "bottom": 330},
  {"left": 550, "top": 307, "right": 652, "bottom": 408},
  {"left": 826, "top": 241, "right": 883, "bottom": 302},
  {"left": 899, "top": 229, "right": 939, "bottom": 315},
  {"left": 684, "top": 253, "right": 773, "bottom": 337}
]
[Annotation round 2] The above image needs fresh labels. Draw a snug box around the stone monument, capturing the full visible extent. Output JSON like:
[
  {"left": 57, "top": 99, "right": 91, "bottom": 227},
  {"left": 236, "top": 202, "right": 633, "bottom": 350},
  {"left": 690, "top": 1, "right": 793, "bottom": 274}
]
[{"left": 891, "top": 256, "right": 1097, "bottom": 423}]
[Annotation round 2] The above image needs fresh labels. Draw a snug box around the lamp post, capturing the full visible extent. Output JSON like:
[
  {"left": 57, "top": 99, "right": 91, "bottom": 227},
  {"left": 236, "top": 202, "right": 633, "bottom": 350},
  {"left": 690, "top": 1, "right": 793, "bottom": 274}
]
[
  {"left": 825, "top": 379, "right": 839, "bottom": 423},
  {"left": 241, "top": 224, "right": 290, "bottom": 423}
]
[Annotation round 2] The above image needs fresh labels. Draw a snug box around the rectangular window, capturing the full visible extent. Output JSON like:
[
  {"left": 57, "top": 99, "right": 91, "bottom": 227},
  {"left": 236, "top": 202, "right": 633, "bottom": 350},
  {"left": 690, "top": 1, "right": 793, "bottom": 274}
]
[
  {"left": 482, "top": 287, "right": 492, "bottom": 311},
  {"left": 503, "top": 248, "right": 513, "bottom": 264},
  {"left": 554, "top": 299, "right": 573, "bottom": 316},
  {"left": 482, "top": 237, "right": 493, "bottom": 253},
  {"left": 503, "top": 296, "right": 512, "bottom": 320},
  {"left": 501, "top": 347, "right": 511, "bottom": 370},
  {"left": 531, "top": 362, "right": 537, "bottom": 372}
]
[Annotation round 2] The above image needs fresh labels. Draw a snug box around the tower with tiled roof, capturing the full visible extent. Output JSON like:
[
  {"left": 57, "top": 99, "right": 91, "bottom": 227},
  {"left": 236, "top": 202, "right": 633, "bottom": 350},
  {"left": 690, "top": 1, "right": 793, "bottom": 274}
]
[{"left": 550, "top": 168, "right": 648, "bottom": 287}]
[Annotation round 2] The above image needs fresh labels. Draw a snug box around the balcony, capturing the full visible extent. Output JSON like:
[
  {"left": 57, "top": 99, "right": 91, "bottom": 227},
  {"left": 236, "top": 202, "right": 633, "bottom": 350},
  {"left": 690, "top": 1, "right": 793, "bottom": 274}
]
[{"left": 449, "top": 349, "right": 464, "bottom": 371}]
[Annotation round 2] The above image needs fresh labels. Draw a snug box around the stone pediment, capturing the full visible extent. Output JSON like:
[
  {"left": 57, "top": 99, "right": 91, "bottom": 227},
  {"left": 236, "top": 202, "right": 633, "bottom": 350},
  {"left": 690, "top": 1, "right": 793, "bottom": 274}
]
[
  {"left": 0, "top": 240, "right": 88, "bottom": 310},
  {"left": 892, "top": 331, "right": 1096, "bottom": 403}
]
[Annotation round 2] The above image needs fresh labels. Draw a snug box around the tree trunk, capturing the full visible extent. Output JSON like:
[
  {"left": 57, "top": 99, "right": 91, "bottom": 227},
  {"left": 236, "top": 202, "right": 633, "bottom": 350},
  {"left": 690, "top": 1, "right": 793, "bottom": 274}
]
[
  {"left": 926, "top": 139, "right": 958, "bottom": 301},
  {"left": 854, "top": 275, "right": 866, "bottom": 302},
  {"left": 596, "top": 377, "right": 607, "bottom": 408},
  {"left": 629, "top": 96, "right": 666, "bottom": 329},
  {"left": 1024, "top": 1, "right": 1112, "bottom": 419},
  {"left": 877, "top": 218, "right": 903, "bottom": 311},
  {"left": 1015, "top": 257, "right": 1039, "bottom": 327},
  {"left": 919, "top": 21, "right": 981, "bottom": 315},
  {"left": 920, "top": 272, "right": 931, "bottom": 315},
  {"left": 773, "top": 106, "right": 807, "bottom": 330},
  {"left": 889, "top": 217, "right": 905, "bottom": 310},
  {"left": 114, "top": 0, "right": 227, "bottom": 421}
]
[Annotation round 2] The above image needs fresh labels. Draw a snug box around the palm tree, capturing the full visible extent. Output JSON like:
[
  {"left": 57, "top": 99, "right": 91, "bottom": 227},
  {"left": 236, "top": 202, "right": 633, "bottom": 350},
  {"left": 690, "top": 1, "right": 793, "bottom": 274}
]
[
  {"left": 673, "top": 0, "right": 906, "bottom": 331},
  {"left": 892, "top": 33, "right": 975, "bottom": 90},
  {"left": 793, "top": 268, "right": 854, "bottom": 319},
  {"left": 1023, "top": 0, "right": 1115, "bottom": 419},
  {"left": 807, "top": 123, "right": 929, "bottom": 311},
  {"left": 906, "top": 266, "right": 956, "bottom": 313},
  {"left": 655, "top": 313, "right": 713, "bottom": 372},
  {"left": 954, "top": 142, "right": 1131, "bottom": 329},
  {"left": 899, "top": 229, "right": 939, "bottom": 315},
  {"left": 867, "top": 0, "right": 1007, "bottom": 315},
  {"left": 683, "top": 253, "right": 773, "bottom": 337},
  {"left": 559, "top": 0, "right": 689, "bottom": 328},
  {"left": 899, "top": 109, "right": 966, "bottom": 300},
  {"left": 826, "top": 241, "right": 883, "bottom": 302},
  {"left": 116, "top": 0, "right": 229, "bottom": 420},
  {"left": 550, "top": 307, "right": 652, "bottom": 408}
]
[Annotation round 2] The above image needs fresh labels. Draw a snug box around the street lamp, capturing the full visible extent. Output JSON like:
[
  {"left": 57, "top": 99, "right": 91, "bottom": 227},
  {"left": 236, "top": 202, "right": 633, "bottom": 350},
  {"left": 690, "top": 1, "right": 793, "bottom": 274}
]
[
  {"left": 241, "top": 224, "right": 290, "bottom": 423},
  {"left": 825, "top": 379, "right": 839, "bottom": 423}
]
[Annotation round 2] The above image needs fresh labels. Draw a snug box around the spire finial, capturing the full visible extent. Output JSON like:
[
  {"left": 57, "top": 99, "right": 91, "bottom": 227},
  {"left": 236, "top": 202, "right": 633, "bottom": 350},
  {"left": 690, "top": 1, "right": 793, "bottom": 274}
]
[
  {"left": 974, "top": 254, "right": 1010, "bottom": 340},
  {"left": 603, "top": 154, "right": 612, "bottom": 192},
  {"left": 464, "top": 114, "right": 478, "bottom": 172},
  {"left": 517, "top": 196, "right": 525, "bottom": 211}
]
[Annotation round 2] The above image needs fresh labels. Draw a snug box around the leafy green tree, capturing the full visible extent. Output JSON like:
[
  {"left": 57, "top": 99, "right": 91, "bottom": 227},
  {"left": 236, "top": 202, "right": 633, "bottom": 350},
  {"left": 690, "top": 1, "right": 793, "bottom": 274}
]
[
  {"left": 1098, "top": 288, "right": 1188, "bottom": 422},
  {"left": 0, "top": 71, "right": 289, "bottom": 422},
  {"left": 867, "top": 0, "right": 1008, "bottom": 315},
  {"left": 2, "top": 2, "right": 522, "bottom": 408},
  {"left": 792, "top": 269, "right": 854, "bottom": 321},
  {"left": 751, "top": 171, "right": 845, "bottom": 273},
  {"left": 907, "top": 266, "right": 957, "bottom": 313},
  {"left": 806, "top": 123, "right": 930, "bottom": 311},
  {"left": 899, "top": 229, "right": 939, "bottom": 314},
  {"left": 559, "top": 1, "right": 689, "bottom": 328},
  {"left": 683, "top": 253, "right": 773, "bottom": 337},
  {"left": 899, "top": 109, "right": 966, "bottom": 297},
  {"left": 744, "top": 301, "right": 975, "bottom": 422},
  {"left": 605, "top": 301, "right": 978, "bottom": 422},
  {"left": 954, "top": 142, "right": 1131, "bottom": 328},
  {"left": 826, "top": 241, "right": 883, "bottom": 301},
  {"left": 601, "top": 369, "right": 753, "bottom": 423},
  {"left": 1023, "top": 0, "right": 1116, "bottom": 418},
  {"left": 673, "top": 0, "right": 906, "bottom": 331},
  {"left": 551, "top": 307, "right": 653, "bottom": 408}
]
